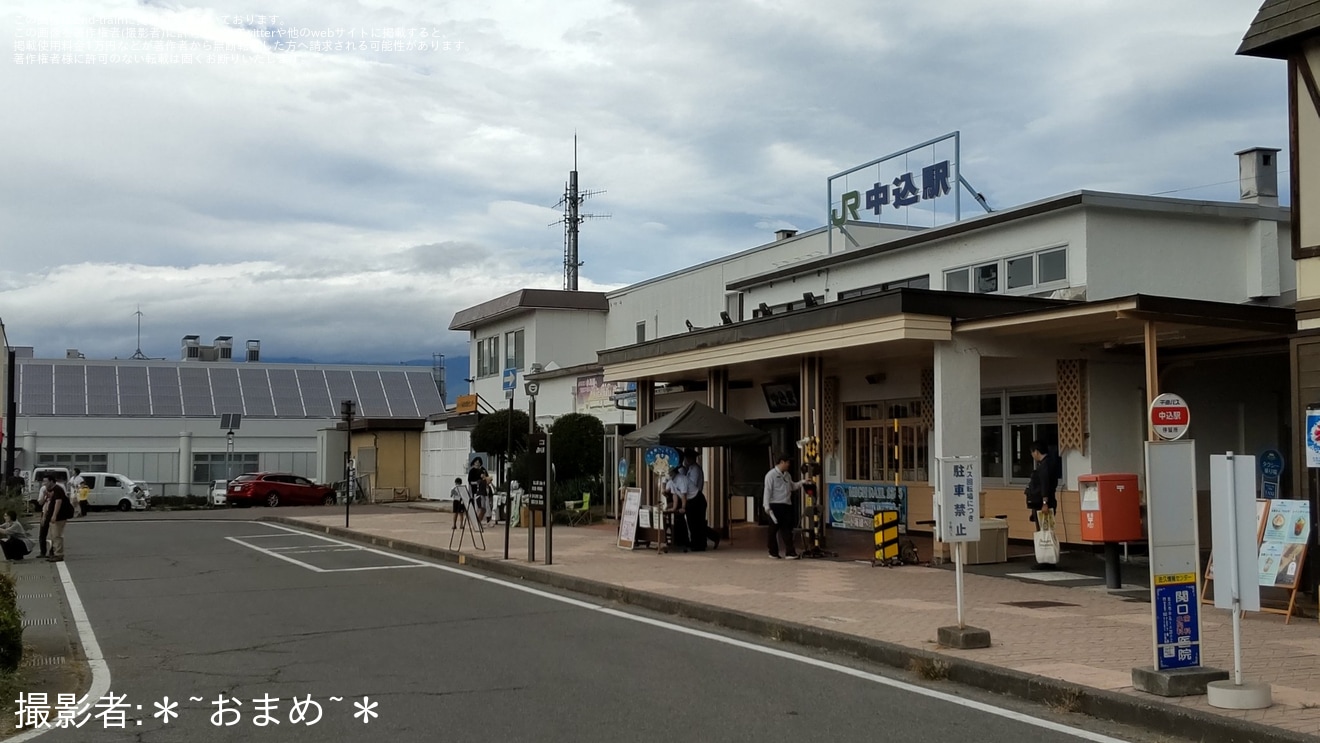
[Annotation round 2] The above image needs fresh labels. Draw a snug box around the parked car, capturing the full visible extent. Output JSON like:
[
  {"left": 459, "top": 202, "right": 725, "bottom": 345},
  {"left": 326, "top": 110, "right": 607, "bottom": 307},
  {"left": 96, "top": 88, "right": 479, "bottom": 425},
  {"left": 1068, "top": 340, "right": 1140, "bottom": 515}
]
[
  {"left": 208, "top": 480, "right": 228, "bottom": 507},
  {"left": 26, "top": 467, "right": 73, "bottom": 509},
  {"left": 78, "top": 473, "right": 150, "bottom": 511},
  {"left": 227, "top": 473, "right": 336, "bottom": 507}
]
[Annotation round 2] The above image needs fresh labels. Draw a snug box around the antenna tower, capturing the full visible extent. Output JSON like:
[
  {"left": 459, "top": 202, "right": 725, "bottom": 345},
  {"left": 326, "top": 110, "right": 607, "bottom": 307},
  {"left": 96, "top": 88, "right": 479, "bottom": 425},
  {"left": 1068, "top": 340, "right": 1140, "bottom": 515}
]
[
  {"left": 551, "top": 135, "right": 609, "bottom": 291},
  {"left": 131, "top": 306, "right": 149, "bottom": 360}
]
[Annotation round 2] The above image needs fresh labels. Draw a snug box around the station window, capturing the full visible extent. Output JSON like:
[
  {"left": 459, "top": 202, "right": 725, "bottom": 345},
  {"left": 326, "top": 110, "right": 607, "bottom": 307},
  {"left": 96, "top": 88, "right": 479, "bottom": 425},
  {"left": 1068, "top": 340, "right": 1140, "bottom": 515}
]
[
  {"left": 981, "top": 390, "right": 1058, "bottom": 482},
  {"left": 504, "top": 329, "right": 525, "bottom": 371},
  {"left": 843, "top": 400, "right": 929, "bottom": 483},
  {"left": 987, "top": 390, "right": 1056, "bottom": 483},
  {"left": 192, "top": 453, "right": 259, "bottom": 484},
  {"left": 636, "top": 322, "right": 646, "bottom": 344},
  {"left": 945, "top": 247, "right": 1068, "bottom": 296},
  {"left": 476, "top": 336, "right": 499, "bottom": 377},
  {"left": 37, "top": 453, "right": 108, "bottom": 470}
]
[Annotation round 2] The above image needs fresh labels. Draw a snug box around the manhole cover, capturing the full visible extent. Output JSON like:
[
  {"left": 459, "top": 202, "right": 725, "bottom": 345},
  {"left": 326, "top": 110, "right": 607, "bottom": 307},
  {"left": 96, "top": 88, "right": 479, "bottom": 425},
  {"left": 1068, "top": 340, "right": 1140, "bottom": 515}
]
[{"left": 1000, "top": 600, "right": 1079, "bottom": 609}]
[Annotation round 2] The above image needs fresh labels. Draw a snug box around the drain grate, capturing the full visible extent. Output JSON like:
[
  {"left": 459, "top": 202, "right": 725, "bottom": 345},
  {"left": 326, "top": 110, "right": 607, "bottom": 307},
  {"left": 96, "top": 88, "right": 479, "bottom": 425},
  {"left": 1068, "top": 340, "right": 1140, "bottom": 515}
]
[
  {"left": 21, "top": 656, "right": 65, "bottom": 668},
  {"left": 21, "top": 618, "right": 58, "bottom": 627},
  {"left": 1000, "top": 600, "right": 1080, "bottom": 609},
  {"left": 18, "top": 593, "right": 53, "bottom": 599}
]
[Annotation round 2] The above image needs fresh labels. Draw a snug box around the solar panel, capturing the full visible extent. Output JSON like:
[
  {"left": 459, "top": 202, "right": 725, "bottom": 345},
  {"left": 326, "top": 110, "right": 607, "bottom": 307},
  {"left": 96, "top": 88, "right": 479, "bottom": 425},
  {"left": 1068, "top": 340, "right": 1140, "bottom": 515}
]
[
  {"left": 19, "top": 364, "right": 53, "bottom": 416},
  {"left": 179, "top": 366, "right": 214, "bottom": 417},
  {"left": 86, "top": 365, "right": 120, "bottom": 415},
  {"left": 296, "top": 369, "right": 334, "bottom": 417},
  {"left": 148, "top": 367, "right": 182, "bottom": 416},
  {"left": 324, "top": 370, "right": 358, "bottom": 415},
  {"left": 53, "top": 364, "right": 87, "bottom": 416},
  {"left": 118, "top": 366, "right": 151, "bottom": 416},
  {"left": 380, "top": 371, "right": 419, "bottom": 417},
  {"left": 351, "top": 371, "right": 390, "bottom": 417},
  {"left": 268, "top": 368, "right": 305, "bottom": 417},
  {"left": 238, "top": 367, "right": 275, "bottom": 417},
  {"left": 209, "top": 366, "right": 243, "bottom": 419},
  {"left": 407, "top": 371, "right": 445, "bottom": 416}
]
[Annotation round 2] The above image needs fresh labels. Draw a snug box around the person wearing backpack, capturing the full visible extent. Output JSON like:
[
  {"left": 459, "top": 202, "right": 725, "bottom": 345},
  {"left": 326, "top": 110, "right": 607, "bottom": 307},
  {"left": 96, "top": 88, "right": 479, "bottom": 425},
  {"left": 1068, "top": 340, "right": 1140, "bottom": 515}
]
[{"left": 46, "top": 484, "right": 74, "bottom": 562}]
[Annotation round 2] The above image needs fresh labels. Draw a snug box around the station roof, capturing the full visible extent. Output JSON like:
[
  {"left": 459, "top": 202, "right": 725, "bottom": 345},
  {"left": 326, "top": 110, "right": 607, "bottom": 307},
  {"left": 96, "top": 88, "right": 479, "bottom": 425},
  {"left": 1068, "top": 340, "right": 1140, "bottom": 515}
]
[
  {"left": 448, "top": 289, "right": 609, "bottom": 332},
  {"left": 1238, "top": 0, "right": 1320, "bottom": 58}
]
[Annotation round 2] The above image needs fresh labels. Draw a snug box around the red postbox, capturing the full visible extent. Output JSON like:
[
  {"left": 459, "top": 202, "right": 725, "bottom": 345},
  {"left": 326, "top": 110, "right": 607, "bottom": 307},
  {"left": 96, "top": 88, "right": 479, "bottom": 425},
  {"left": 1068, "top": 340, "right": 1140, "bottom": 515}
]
[{"left": 1078, "top": 473, "right": 1142, "bottom": 543}]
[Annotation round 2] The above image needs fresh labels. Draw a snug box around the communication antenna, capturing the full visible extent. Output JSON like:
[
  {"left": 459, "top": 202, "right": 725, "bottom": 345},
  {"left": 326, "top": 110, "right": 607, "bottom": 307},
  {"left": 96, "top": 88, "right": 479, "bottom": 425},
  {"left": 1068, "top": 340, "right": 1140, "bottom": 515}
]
[
  {"left": 550, "top": 135, "right": 609, "bottom": 291},
  {"left": 130, "top": 305, "right": 149, "bottom": 360}
]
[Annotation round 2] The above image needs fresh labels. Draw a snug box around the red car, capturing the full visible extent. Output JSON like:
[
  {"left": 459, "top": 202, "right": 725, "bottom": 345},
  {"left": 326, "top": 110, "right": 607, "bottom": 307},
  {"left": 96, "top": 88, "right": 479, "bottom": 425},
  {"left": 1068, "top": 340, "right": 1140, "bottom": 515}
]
[{"left": 227, "top": 473, "right": 336, "bottom": 507}]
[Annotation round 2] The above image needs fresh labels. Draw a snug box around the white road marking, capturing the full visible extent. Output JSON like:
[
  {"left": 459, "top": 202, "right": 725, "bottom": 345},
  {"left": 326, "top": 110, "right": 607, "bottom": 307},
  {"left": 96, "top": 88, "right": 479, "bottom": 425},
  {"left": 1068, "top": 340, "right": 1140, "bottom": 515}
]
[
  {"left": 8, "top": 563, "right": 114, "bottom": 742},
  {"left": 255, "top": 522, "right": 1133, "bottom": 743},
  {"left": 227, "top": 535, "right": 423, "bottom": 573}
]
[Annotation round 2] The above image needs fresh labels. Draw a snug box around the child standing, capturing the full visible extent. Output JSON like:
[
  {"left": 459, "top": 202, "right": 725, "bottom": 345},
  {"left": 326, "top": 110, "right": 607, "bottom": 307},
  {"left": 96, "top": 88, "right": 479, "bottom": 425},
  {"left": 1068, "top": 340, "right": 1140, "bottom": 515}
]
[{"left": 450, "top": 477, "right": 470, "bottom": 531}]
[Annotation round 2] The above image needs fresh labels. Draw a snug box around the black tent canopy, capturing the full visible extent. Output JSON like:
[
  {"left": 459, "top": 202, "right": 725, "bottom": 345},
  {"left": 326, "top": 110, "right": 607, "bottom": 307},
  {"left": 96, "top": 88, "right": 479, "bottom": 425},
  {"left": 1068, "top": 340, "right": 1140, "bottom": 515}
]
[{"left": 622, "top": 400, "right": 771, "bottom": 449}]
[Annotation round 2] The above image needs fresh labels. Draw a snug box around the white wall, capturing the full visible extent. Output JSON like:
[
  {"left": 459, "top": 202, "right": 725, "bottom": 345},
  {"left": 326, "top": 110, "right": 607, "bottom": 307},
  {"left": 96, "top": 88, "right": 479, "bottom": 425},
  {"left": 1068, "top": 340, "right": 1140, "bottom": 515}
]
[
  {"left": 1086, "top": 361, "right": 1146, "bottom": 486},
  {"left": 603, "top": 225, "right": 903, "bottom": 349},
  {"left": 466, "top": 309, "right": 609, "bottom": 413},
  {"left": 1085, "top": 208, "right": 1292, "bottom": 303},
  {"left": 421, "top": 425, "right": 472, "bottom": 500},
  {"left": 744, "top": 208, "right": 1088, "bottom": 309}
]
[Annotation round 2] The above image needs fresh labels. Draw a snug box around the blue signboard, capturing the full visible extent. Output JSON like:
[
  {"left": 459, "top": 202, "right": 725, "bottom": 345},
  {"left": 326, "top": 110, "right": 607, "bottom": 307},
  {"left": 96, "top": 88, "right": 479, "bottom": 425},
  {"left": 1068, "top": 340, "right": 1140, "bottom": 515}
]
[
  {"left": 1260, "top": 449, "right": 1284, "bottom": 499},
  {"left": 617, "top": 458, "right": 629, "bottom": 480},
  {"left": 1307, "top": 409, "right": 1320, "bottom": 468},
  {"left": 828, "top": 483, "right": 908, "bottom": 532},
  {"left": 502, "top": 368, "right": 517, "bottom": 392},
  {"left": 1154, "top": 576, "right": 1201, "bottom": 670}
]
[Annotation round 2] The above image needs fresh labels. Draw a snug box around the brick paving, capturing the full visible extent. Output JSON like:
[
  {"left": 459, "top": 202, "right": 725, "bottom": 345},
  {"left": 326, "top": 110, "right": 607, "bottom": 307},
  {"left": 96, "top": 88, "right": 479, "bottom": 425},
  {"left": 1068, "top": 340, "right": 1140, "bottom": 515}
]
[{"left": 289, "top": 509, "right": 1320, "bottom": 736}]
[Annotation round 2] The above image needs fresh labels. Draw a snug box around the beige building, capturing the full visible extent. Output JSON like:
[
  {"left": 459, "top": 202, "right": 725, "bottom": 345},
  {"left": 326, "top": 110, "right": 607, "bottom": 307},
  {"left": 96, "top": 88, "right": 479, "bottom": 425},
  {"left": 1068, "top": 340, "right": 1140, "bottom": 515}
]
[{"left": 1239, "top": 2, "right": 1320, "bottom": 585}]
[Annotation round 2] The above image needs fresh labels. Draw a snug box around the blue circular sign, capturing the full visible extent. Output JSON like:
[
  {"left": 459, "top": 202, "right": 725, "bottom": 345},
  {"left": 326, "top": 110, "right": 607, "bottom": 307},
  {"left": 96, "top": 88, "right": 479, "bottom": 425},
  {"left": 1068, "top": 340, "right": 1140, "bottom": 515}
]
[{"left": 617, "top": 458, "right": 629, "bottom": 479}]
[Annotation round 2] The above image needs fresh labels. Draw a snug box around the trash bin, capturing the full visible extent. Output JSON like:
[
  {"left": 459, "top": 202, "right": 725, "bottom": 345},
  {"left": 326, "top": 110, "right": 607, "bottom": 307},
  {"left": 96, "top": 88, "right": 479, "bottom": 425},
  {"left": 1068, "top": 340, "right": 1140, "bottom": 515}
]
[{"left": 964, "top": 518, "right": 1008, "bottom": 565}]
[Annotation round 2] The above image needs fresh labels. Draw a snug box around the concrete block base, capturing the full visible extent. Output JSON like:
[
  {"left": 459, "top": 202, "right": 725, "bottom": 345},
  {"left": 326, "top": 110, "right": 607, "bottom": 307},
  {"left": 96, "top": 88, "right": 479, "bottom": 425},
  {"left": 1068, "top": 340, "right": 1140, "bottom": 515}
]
[
  {"left": 1132, "top": 666, "right": 1229, "bottom": 697},
  {"left": 938, "top": 625, "right": 991, "bottom": 649},
  {"left": 1207, "top": 680, "right": 1272, "bottom": 710}
]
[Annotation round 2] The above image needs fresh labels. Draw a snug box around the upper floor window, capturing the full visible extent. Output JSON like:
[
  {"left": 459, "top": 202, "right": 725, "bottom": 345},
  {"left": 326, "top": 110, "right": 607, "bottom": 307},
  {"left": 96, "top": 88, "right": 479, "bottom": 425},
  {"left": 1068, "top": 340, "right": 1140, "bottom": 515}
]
[
  {"left": 476, "top": 336, "right": 499, "bottom": 377},
  {"left": 838, "top": 275, "right": 930, "bottom": 300},
  {"left": 636, "top": 322, "right": 646, "bottom": 344},
  {"left": 504, "top": 329, "right": 525, "bottom": 371},
  {"left": 944, "top": 247, "right": 1068, "bottom": 295}
]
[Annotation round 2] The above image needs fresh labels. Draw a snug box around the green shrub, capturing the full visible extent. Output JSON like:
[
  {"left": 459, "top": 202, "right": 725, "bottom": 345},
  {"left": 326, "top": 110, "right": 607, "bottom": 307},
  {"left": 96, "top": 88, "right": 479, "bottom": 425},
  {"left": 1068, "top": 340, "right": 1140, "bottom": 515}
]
[
  {"left": 0, "top": 573, "right": 23, "bottom": 673},
  {"left": 548, "top": 413, "right": 604, "bottom": 482}
]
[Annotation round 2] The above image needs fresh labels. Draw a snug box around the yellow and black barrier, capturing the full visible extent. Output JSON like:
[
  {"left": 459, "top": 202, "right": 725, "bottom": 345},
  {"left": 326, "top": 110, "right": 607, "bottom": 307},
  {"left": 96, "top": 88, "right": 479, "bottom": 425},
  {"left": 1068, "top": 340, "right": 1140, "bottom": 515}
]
[{"left": 873, "top": 510, "right": 900, "bottom": 566}]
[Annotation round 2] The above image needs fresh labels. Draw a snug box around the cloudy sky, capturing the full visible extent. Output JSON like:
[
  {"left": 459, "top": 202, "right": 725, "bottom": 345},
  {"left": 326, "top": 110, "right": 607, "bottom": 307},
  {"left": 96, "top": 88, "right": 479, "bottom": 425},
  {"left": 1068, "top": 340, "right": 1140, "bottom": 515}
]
[{"left": 0, "top": 0, "right": 1287, "bottom": 364}]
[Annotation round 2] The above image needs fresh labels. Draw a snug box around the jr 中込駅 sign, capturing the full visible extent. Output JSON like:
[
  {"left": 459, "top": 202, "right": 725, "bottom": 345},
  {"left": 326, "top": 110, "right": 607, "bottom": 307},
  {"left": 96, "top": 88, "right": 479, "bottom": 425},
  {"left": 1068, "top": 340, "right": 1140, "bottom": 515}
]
[{"left": 827, "top": 131, "right": 971, "bottom": 255}]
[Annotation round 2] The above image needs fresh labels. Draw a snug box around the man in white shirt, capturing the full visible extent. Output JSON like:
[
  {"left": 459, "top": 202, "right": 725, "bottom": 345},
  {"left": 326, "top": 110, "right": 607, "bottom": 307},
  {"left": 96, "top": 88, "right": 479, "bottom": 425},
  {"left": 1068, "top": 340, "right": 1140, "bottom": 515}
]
[
  {"left": 678, "top": 449, "right": 719, "bottom": 551},
  {"left": 763, "top": 453, "right": 805, "bottom": 559}
]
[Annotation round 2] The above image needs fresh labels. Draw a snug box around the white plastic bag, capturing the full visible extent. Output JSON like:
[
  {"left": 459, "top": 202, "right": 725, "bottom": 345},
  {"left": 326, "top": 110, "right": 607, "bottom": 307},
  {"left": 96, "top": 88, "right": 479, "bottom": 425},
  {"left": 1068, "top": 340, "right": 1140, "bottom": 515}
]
[{"left": 1033, "top": 509, "right": 1060, "bottom": 564}]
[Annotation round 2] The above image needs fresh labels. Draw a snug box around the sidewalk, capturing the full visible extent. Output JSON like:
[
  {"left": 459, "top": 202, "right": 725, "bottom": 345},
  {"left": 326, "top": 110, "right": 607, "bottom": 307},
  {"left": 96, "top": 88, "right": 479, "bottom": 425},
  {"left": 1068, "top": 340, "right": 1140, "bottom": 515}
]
[{"left": 274, "top": 510, "right": 1320, "bottom": 741}]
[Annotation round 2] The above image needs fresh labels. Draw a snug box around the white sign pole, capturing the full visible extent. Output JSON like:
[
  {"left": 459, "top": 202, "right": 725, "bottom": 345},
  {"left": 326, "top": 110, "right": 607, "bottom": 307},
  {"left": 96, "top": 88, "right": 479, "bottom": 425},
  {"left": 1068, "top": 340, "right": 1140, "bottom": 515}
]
[
  {"left": 955, "top": 541, "right": 966, "bottom": 629},
  {"left": 1206, "top": 453, "right": 1270, "bottom": 709},
  {"left": 1226, "top": 453, "right": 1243, "bottom": 687}
]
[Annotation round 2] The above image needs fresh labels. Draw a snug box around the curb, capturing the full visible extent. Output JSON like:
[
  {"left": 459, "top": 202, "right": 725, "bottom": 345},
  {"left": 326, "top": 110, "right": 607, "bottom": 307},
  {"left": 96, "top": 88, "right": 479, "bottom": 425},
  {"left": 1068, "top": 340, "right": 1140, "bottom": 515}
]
[{"left": 262, "top": 516, "right": 1313, "bottom": 743}]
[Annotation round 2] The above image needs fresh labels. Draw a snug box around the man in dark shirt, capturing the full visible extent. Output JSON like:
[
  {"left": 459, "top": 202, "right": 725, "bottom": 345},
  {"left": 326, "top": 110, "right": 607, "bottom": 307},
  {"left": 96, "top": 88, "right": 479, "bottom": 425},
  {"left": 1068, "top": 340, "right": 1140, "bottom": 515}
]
[{"left": 1024, "top": 441, "right": 1059, "bottom": 529}]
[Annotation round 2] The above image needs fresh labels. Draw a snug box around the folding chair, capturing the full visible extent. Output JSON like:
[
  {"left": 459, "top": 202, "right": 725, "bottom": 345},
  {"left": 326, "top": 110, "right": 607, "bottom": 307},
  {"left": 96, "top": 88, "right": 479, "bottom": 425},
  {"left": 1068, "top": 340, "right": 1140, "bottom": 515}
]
[{"left": 565, "top": 493, "right": 592, "bottom": 526}]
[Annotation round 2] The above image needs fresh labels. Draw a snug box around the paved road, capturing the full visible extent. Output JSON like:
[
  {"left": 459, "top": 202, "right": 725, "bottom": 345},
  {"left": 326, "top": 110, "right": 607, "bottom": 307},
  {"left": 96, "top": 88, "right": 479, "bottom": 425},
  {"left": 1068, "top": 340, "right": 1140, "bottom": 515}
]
[{"left": 25, "top": 516, "right": 1158, "bottom": 742}]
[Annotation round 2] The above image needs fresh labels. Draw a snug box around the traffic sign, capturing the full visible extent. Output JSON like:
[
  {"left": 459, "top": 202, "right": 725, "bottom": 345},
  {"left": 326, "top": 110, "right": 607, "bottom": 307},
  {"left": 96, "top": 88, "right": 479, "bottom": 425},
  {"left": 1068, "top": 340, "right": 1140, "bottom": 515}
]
[
  {"left": 503, "top": 368, "right": 517, "bottom": 400},
  {"left": 1149, "top": 393, "right": 1190, "bottom": 441}
]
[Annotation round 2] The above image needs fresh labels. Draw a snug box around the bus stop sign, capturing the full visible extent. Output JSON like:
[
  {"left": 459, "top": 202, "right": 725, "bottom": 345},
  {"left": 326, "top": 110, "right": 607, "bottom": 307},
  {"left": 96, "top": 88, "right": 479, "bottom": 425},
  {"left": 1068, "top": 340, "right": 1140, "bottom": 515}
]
[{"left": 1149, "top": 393, "right": 1190, "bottom": 441}]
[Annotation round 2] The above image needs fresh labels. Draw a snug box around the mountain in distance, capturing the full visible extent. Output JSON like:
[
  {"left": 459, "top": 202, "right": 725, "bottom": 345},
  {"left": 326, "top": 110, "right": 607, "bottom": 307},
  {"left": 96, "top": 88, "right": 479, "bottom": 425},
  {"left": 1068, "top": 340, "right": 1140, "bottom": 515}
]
[{"left": 260, "top": 355, "right": 471, "bottom": 398}]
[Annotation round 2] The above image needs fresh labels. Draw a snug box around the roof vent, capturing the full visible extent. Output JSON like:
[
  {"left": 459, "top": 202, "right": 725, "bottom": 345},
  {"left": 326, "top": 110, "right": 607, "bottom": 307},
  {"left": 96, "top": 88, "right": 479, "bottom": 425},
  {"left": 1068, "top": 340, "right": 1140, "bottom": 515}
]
[
  {"left": 775, "top": 229, "right": 798, "bottom": 241},
  {"left": 1235, "top": 147, "right": 1280, "bottom": 206},
  {"left": 246, "top": 340, "right": 261, "bottom": 363}
]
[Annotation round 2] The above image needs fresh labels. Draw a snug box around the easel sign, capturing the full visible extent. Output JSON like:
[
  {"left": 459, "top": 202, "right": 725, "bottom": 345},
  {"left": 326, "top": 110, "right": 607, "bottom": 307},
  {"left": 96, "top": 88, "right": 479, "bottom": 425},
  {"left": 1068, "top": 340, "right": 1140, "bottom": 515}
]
[
  {"left": 618, "top": 487, "right": 642, "bottom": 550},
  {"left": 1257, "top": 499, "right": 1310, "bottom": 624}
]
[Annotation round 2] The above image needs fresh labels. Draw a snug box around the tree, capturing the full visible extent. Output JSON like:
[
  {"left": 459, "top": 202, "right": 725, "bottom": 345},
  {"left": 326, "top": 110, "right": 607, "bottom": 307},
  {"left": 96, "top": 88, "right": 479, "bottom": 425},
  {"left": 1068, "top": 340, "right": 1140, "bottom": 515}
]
[
  {"left": 470, "top": 409, "right": 531, "bottom": 461},
  {"left": 548, "top": 413, "right": 604, "bottom": 482}
]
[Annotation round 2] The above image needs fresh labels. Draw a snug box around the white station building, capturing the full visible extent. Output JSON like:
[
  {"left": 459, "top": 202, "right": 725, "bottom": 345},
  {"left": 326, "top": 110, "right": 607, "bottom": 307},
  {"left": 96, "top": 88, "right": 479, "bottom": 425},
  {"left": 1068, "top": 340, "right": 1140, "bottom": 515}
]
[{"left": 439, "top": 140, "right": 1296, "bottom": 548}]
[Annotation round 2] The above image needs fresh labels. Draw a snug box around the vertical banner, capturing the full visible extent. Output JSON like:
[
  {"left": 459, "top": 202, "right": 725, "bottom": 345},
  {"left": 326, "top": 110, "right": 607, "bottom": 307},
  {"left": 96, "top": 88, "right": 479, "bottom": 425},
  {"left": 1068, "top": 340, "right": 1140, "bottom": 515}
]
[
  {"left": 1259, "top": 449, "right": 1283, "bottom": 499},
  {"left": 1145, "top": 440, "right": 1204, "bottom": 671},
  {"left": 937, "top": 457, "right": 980, "bottom": 542},
  {"left": 1306, "top": 409, "right": 1320, "bottom": 468}
]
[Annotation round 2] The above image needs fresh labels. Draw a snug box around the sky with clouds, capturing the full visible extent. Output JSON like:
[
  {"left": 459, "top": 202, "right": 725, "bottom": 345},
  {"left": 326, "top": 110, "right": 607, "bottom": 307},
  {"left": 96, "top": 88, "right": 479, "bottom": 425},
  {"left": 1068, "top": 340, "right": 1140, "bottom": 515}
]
[{"left": 0, "top": 0, "right": 1289, "bottom": 363}]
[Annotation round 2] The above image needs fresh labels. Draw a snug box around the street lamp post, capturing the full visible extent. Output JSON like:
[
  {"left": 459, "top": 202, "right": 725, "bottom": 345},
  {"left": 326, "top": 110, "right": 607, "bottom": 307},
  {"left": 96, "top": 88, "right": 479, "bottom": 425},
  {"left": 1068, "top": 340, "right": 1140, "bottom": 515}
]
[
  {"left": 225, "top": 430, "right": 234, "bottom": 484},
  {"left": 341, "top": 399, "right": 355, "bottom": 528}
]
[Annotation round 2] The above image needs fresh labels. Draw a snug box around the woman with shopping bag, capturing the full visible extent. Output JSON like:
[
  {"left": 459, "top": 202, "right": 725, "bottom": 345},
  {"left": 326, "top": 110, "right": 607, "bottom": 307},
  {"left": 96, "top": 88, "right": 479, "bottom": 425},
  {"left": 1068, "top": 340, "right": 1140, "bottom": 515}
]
[{"left": 1024, "top": 441, "right": 1060, "bottom": 569}]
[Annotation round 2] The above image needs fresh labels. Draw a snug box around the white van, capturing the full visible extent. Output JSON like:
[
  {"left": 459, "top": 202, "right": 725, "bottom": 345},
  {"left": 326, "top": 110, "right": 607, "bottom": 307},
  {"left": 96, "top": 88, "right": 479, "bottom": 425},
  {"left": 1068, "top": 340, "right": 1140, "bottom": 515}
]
[
  {"left": 26, "top": 467, "right": 73, "bottom": 509},
  {"left": 77, "top": 473, "right": 150, "bottom": 511}
]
